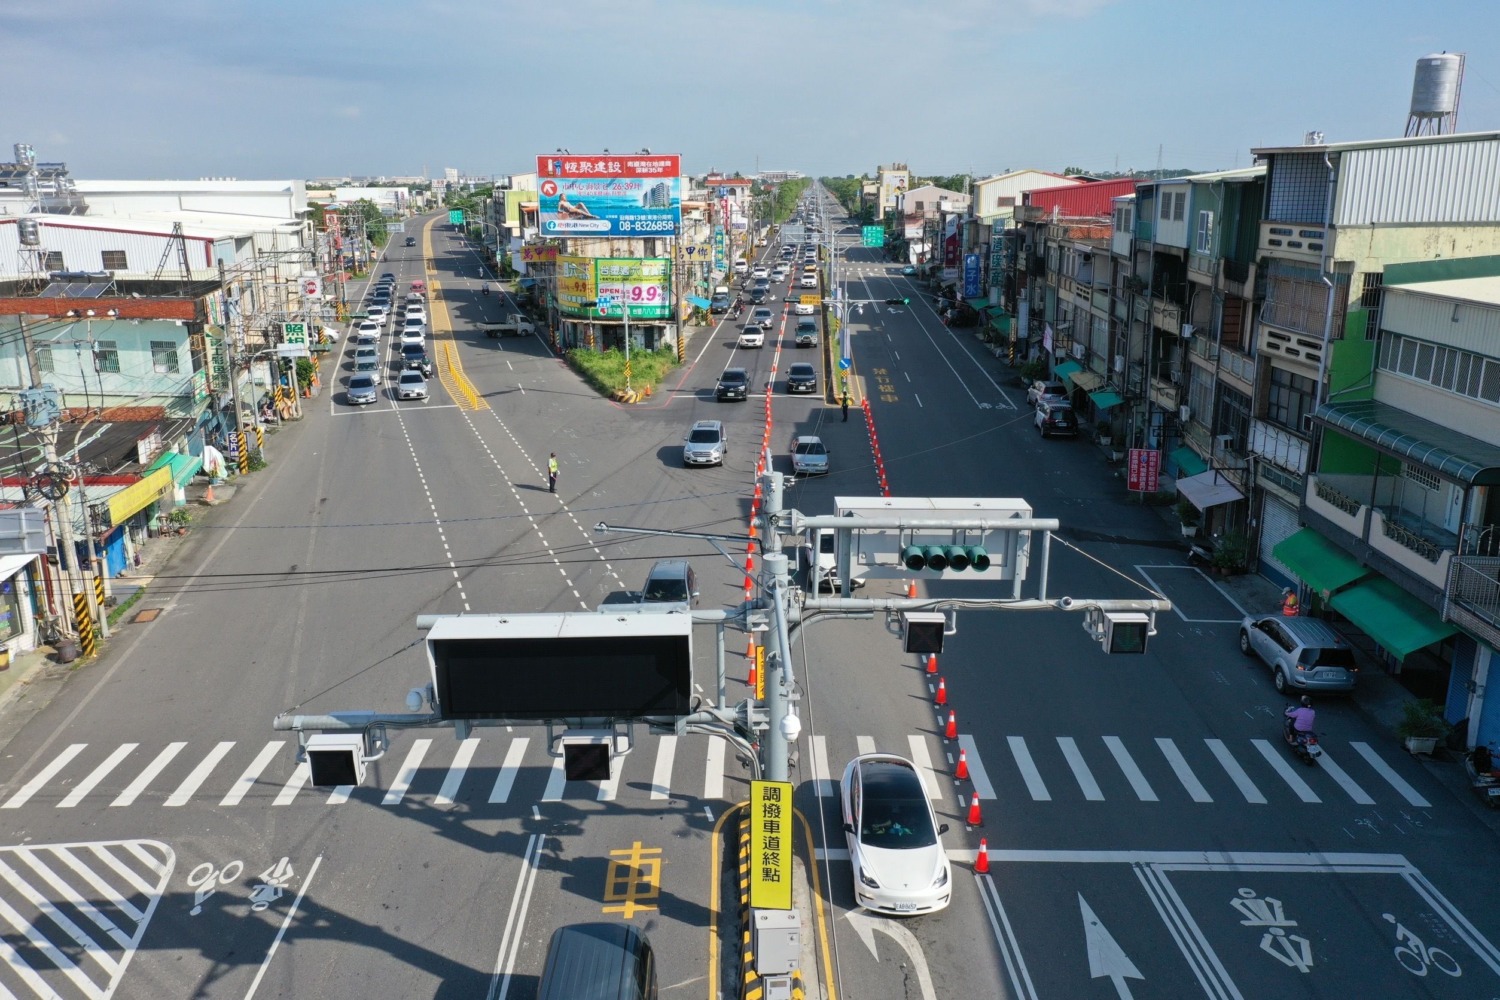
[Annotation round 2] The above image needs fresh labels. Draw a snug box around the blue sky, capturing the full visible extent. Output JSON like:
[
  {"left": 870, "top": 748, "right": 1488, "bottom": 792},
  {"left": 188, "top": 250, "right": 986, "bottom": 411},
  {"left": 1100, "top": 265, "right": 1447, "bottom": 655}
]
[{"left": 9, "top": 0, "right": 1500, "bottom": 181}]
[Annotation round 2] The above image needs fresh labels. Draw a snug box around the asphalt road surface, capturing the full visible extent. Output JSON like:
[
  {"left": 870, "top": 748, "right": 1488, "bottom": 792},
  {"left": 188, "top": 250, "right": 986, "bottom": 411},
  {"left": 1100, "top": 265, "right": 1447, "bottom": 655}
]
[{"left": 0, "top": 193, "right": 1497, "bottom": 1000}]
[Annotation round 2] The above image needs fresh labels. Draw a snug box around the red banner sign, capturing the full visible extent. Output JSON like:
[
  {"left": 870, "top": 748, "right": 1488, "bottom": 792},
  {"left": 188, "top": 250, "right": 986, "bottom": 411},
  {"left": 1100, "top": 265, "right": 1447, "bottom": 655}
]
[
  {"left": 536, "top": 154, "right": 681, "bottom": 179},
  {"left": 1127, "top": 448, "right": 1161, "bottom": 493}
]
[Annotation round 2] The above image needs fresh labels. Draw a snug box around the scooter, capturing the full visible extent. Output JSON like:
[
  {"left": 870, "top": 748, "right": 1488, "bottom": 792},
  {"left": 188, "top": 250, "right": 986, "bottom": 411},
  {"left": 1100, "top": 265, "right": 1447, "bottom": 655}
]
[
  {"left": 1283, "top": 720, "right": 1323, "bottom": 765},
  {"left": 1465, "top": 745, "right": 1500, "bottom": 808}
]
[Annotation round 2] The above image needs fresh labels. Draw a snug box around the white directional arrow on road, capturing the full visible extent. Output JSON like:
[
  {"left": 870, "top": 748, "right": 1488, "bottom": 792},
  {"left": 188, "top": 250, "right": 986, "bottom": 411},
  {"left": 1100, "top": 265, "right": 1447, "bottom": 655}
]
[
  {"left": 1079, "top": 893, "right": 1144, "bottom": 999},
  {"left": 846, "top": 910, "right": 939, "bottom": 1000}
]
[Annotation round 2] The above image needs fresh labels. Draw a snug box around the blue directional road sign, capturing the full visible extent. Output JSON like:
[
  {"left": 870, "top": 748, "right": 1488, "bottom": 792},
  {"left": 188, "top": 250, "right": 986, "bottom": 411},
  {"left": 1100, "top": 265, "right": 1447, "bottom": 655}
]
[{"left": 838, "top": 357, "right": 852, "bottom": 371}]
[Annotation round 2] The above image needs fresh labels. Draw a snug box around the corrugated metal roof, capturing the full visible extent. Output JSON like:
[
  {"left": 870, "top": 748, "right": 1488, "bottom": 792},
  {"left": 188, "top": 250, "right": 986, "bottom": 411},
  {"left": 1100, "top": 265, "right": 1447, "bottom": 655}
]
[
  {"left": 1335, "top": 139, "right": 1500, "bottom": 225},
  {"left": 1394, "top": 275, "right": 1500, "bottom": 306},
  {"left": 1181, "top": 166, "right": 1267, "bottom": 183},
  {"left": 1023, "top": 178, "right": 1139, "bottom": 217},
  {"left": 1252, "top": 129, "right": 1500, "bottom": 157}
]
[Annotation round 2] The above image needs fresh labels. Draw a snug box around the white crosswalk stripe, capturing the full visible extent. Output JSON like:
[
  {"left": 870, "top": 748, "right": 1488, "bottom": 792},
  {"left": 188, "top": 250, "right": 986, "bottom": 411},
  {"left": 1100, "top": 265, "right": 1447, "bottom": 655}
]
[{"left": 0, "top": 730, "right": 1444, "bottom": 813}]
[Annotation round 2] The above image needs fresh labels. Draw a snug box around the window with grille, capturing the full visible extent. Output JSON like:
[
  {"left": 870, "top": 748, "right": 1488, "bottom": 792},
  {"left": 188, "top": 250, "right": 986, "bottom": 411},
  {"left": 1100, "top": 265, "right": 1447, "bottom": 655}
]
[
  {"left": 41, "top": 251, "right": 63, "bottom": 271},
  {"left": 93, "top": 340, "right": 120, "bottom": 374},
  {"left": 36, "top": 343, "right": 53, "bottom": 373},
  {"left": 1188, "top": 365, "right": 1214, "bottom": 425},
  {"left": 1173, "top": 192, "right": 1186, "bottom": 221},
  {"left": 150, "top": 341, "right": 179, "bottom": 374},
  {"left": 1265, "top": 365, "right": 1316, "bottom": 433},
  {"left": 101, "top": 250, "right": 128, "bottom": 271},
  {"left": 1403, "top": 465, "right": 1440, "bottom": 491},
  {"left": 1214, "top": 385, "right": 1252, "bottom": 452},
  {"left": 1379, "top": 332, "right": 1500, "bottom": 407},
  {"left": 1360, "top": 272, "right": 1383, "bottom": 339}
]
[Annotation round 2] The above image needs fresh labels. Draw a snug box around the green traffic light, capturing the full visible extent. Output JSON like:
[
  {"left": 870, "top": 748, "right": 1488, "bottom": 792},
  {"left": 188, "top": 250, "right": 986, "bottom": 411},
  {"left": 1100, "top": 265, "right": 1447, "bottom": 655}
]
[
  {"left": 944, "top": 546, "right": 970, "bottom": 571},
  {"left": 923, "top": 546, "right": 949, "bottom": 571},
  {"left": 968, "top": 546, "right": 991, "bottom": 571},
  {"left": 902, "top": 545, "right": 927, "bottom": 571}
]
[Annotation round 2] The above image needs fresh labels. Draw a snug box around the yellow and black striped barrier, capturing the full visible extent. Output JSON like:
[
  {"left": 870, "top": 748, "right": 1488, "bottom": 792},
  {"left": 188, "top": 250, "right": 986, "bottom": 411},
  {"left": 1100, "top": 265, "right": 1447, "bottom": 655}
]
[
  {"left": 72, "top": 591, "right": 96, "bottom": 659},
  {"left": 252, "top": 425, "right": 263, "bottom": 453},
  {"left": 736, "top": 811, "right": 805, "bottom": 1000},
  {"left": 235, "top": 432, "right": 250, "bottom": 473},
  {"left": 92, "top": 574, "right": 105, "bottom": 612}
]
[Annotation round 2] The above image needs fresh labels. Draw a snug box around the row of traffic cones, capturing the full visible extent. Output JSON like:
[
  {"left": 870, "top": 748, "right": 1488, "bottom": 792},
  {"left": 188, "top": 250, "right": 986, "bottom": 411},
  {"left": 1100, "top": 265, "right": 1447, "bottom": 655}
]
[{"left": 927, "top": 650, "right": 985, "bottom": 831}]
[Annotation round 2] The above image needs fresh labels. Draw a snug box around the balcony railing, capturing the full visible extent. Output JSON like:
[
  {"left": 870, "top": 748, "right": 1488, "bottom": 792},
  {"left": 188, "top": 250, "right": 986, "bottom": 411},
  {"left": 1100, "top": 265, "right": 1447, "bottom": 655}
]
[
  {"left": 1381, "top": 515, "right": 1444, "bottom": 563},
  {"left": 1149, "top": 375, "right": 1180, "bottom": 410},
  {"left": 1446, "top": 555, "right": 1500, "bottom": 650},
  {"left": 1315, "top": 478, "right": 1361, "bottom": 517}
]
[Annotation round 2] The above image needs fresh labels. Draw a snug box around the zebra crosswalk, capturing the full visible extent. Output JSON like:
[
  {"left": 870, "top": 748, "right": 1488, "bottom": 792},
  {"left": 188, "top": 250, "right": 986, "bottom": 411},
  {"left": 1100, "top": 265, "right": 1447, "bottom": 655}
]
[
  {"left": 0, "top": 839, "right": 170, "bottom": 1000},
  {"left": 0, "top": 730, "right": 1434, "bottom": 814}
]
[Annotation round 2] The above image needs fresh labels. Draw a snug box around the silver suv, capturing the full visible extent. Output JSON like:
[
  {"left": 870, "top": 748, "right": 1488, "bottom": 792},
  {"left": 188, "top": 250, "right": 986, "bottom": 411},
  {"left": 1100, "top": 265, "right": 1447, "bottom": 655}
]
[
  {"left": 682, "top": 420, "right": 727, "bottom": 467},
  {"left": 1239, "top": 614, "right": 1358, "bottom": 693}
]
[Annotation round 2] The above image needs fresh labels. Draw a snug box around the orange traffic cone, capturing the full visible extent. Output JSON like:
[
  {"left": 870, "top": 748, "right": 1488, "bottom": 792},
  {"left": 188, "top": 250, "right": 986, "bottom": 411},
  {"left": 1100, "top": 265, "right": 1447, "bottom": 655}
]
[
  {"left": 906, "top": 579, "right": 917, "bottom": 599},
  {"left": 925, "top": 654, "right": 938, "bottom": 675},
  {"left": 955, "top": 748, "right": 970, "bottom": 781},
  {"left": 934, "top": 678, "right": 947, "bottom": 706},
  {"left": 203, "top": 482, "right": 216, "bottom": 503},
  {"left": 967, "top": 796, "right": 983, "bottom": 827},
  {"left": 944, "top": 710, "right": 957, "bottom": 741},
  {"left": 975, "top": 837, "right": 990, "bottom": 873}
]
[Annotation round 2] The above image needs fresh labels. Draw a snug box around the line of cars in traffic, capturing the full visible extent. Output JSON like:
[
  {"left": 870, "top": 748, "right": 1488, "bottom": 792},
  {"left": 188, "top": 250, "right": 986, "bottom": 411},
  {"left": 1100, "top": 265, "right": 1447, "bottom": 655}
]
[{"left": 346, "top": 272, "right": 433, "bottom": 405}]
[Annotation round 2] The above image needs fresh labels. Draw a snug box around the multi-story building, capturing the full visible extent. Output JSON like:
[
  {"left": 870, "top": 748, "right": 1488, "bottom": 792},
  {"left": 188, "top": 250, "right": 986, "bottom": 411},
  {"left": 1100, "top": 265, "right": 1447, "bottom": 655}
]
[
  {"left": 1295, "top": 261, "right": 1500, "bottom": 745},
  {"left": 871, "top": 164, "right": 911, "bottom": 221}
]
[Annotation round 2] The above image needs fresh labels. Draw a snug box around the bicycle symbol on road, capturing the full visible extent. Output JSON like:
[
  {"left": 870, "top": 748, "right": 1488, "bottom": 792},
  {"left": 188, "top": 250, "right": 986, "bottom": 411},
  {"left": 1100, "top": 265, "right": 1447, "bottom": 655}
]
[
  {"left": 187, "top": 859, "right": 243, "bottom": 916},
  {"left": 1384, "top": 913, "right": 1462, "bottom": 978}
]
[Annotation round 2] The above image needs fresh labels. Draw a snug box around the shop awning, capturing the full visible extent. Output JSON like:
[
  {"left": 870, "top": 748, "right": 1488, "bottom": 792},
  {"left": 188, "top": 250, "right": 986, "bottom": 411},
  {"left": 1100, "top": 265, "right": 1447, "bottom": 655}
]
[
  {"left": 687, "top": 296, "right": 713, "bottom": 310},
  {"left": 1171, "top": 446, "right": 1208, "bottom": 478},
  {"left": 1089, "top": 390, "right": 1124, "bottom": 410},
  {"left": 1053, "top": 360, "right": 1082, "bottom": 381},
  {"left": 1070, "top": 370, "right": 1105, "bottom": 392},
  {"left": 518, "top": 277, "right": 538, "bottom": 288},
  {"left": 965, "top": 297, "right": 990, "bottom": 312},
  {"left": 1313, "top": 398, "right": 1500, "bottom": 486},
  {"left": 105, "top": 466, "right": 173, "bottom": 528},
  {"left": 1176, "top": 470, "right": 1245, "bottom": 510},
  {"left": 148, "top": 451, "right": 203, "bottom": 487},
  {"left": 1272, "top": 528, "right": 1371, "bottom": 596},
  {"left": 1328, "top": 576, "right": 1457, "bottom": 660},
  {"left": 0, "top": 553, "right": 39, "bottom": 582}
]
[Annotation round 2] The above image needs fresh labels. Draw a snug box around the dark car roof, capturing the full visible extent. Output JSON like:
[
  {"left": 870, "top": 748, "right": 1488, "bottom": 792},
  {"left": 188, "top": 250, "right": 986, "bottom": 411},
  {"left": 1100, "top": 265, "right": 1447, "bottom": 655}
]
[
  {"left": 720, "top": 368, "right": 748, "bottom": 381},
  {"left": 538, "top": 923, "right": 653, "bottom": 1000},
  {"left": 860, "top": 758, "right": 924, "bottom": 799},
  {"left": 788, "top": 363, "right": 816, "bottom": 375}
]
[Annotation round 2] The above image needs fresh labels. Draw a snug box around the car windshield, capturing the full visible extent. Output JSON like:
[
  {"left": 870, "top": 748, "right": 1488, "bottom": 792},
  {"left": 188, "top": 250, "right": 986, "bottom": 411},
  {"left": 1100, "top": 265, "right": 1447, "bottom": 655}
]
[
  {"left": 790, "top": 365, "right": 814, "bottom": 377},
  {"left": 860, "top": 764, "right": 937, "bottom": 849},
  {"left": 794, "top": 441, "right": 826, "bottom": 456},
  {"left": 400, "top": 373, "right": 422, "bottom": 384},
  {"left": 643, "top": 578, "right": 688, "bottom": 602},
  {"left": 688, "top": 429, "right": 720, "bottom": 444},
  {"left": 721, "top": 371, "right": 747, "bottom": 385},
  {"left": 350, "top": 376, "right": 374, "bottom": 389},
  {"left": 1302, "top": 646, "right": 1356, "bottom": 669}
]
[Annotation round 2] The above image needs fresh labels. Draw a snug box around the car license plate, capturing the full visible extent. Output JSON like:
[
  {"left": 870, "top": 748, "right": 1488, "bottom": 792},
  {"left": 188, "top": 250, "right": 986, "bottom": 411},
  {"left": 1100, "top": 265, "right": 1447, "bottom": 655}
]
[
  {"left": 1487, "top": 786, "right": 1500, "bottom": 797},
  {"left": 893, "top": 902, "right": 917, "bottom": 912}
]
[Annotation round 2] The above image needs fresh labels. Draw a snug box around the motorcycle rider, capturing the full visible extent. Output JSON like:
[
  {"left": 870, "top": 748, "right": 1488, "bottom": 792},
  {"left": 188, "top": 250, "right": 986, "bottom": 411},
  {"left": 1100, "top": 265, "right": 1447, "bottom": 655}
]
[
  {"left": 1284, "top": 696, "right": 1316, "bottom": 742},
  {"left": 481, "top": 282, "right": 490, "bottom": 296}
]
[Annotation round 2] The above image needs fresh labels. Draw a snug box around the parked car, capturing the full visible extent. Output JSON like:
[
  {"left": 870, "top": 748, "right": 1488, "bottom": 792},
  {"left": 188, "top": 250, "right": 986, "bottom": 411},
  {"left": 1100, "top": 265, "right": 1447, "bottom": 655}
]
[
  {"left": 794, "top": 319, "right": 819, "bottom": 347},
  {"left": 737, "top": 325, "right": 765, "bottom": 349},
  {"left": 716, "top": 367, "right": 750, "bottom": 401},
  {"left": 786, "top": 362, "right": 818, "bottom": 393},
  {"left": 840, "top": 754, "right": 951, "bottom": 915},
  {"left": 1026, "top": 379, "right": 1068, "bottom": 406},
  {"left": 1034, "top": 398, "right": 1078, "bottom": 438},
  {"left": 682, "top": 420, "right": 727, "bottom": 467},
  {"left": 1239, "top": 615, "right": 1359, "bottom": 694},
  {"left": 396, "top": 371, "right": 429, "bottom": 400},
  {"left": 346, "top": 373, "right": 378, "bottom": 405},
  {"left": 790, "top": 435, "right": 829, "bottom": 475}
]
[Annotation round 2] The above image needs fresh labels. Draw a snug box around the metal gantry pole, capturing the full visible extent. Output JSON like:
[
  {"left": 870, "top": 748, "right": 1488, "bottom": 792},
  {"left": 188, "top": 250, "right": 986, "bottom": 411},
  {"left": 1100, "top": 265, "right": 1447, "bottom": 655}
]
[{"left": 760, "top": 470, "right": 797, "bottom": 783}]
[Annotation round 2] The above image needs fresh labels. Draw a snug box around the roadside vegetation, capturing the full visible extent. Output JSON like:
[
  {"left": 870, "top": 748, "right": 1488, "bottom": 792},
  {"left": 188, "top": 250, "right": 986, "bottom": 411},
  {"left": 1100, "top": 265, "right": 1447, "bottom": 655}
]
[{"left": 568, "top": 346, "right": 680, "bottom": 398}]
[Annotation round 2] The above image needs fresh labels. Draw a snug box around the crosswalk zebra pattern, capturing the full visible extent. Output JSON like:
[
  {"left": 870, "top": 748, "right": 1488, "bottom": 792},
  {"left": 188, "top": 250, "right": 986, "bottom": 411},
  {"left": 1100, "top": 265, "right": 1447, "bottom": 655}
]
[
  {"left": 0, "top": 839, "right": 171, "bottom": 1000},
  {"left": 0, "top": 732, "right": 1433, "bottom": 814}
]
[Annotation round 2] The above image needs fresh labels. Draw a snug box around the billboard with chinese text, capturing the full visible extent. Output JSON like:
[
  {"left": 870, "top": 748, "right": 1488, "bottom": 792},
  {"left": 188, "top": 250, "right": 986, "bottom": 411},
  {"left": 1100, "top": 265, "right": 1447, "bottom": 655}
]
[
  {"left": 536, "top": 154, "right": 682, "bottom": 237},
  {"left": 556, "top": 257, "right": 672, "bottom": 320},
  {"left": 556, "top": 256, "right": 596, "bottom": 316}
]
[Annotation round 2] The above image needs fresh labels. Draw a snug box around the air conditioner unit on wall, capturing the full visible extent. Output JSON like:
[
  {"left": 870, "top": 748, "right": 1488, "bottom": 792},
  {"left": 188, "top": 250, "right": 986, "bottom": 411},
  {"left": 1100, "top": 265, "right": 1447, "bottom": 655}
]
[
  {"left": 1113, "top": 355, "right": 1125, "bottom": 373},
  {"left": 1181, "top": 323, "right": 1195, "bottom": 340},
  {"left": 1179, "top": 405, "right": 1191, "bottom": 423},
  {"left": 1073, "top": 343, "right": 1086, "bottom": 360}
]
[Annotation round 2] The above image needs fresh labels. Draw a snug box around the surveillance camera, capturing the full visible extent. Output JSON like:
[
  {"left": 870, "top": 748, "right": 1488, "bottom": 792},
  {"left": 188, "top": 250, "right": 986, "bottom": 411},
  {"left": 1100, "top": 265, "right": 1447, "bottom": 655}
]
[
  {"left": 406, "top": 687, "right": 425, "bottom": 712},
  {"left": 780, "top": 712, "right": 802, "bottom": 742},
  {"left": 1059, "top": 596, "right": 1074, "bottom": 610}
]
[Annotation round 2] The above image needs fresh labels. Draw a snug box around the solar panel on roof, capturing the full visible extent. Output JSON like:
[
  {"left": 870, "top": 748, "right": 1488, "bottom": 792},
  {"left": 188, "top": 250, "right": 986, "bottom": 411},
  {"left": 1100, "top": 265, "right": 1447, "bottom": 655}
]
[{"left": 37, "top": 282, "right": 110, "bottom": 298}]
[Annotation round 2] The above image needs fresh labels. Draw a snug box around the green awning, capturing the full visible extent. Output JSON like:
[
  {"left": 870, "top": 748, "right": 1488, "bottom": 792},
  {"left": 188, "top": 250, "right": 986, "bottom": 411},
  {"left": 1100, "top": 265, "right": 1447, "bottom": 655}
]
[
  {"left": 1329, "top": 576, "right": 1457, "bottom": 661},
  {"left": 1272, "top": 528, "right": 1371, "bottom": 596},
  {"left": 1053, "top": 360, "right": 1082, "bottom": 380},
  {"left": 965, "top": 297, "right": 991, "bottom": 312},
  {"left": 1171, "top": 446, "right": 1207, "bottom": 478},
  {"left": 1090, "top": 390, "right": 1124, "bottom": 410},
  {"left": 989, "top": 311, "right": 1011, "bottom": 333},
  {"left": 147, "top": 450, "right": 203, "bottom": 487}
]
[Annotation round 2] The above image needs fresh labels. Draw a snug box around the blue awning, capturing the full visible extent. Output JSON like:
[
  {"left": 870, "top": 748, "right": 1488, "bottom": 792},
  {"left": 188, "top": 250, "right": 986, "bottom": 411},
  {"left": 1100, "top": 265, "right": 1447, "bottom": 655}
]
[
  {"left": 687, "top": 296, "right": 713, "bottom": 310},
  {"left": 518, "top": 277, "right": 538, "bottom": 288}
]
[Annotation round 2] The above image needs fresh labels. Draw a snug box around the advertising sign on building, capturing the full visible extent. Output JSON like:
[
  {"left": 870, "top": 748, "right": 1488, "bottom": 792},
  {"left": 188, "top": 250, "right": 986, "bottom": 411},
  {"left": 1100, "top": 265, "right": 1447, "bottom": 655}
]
[
  {"left": 962, "top": 253, "right": 982, "bottom": 298},
  {"left": 536, "top": 154, "right": 682, "bottom": 237},
  {"left": 556, "top": 256, "right": 596, "bottom": 316},
  {"left": 713, "top": 225, "right": 726, "bottom": 272},
  {"left": 943, "top": 216, "right": 960, "bottom": 267},
  {"left": 1127, "top": 448, "right": 1162, "bottom": 493},
  {"left": 521, "top": 244, "right": 559, "bottom": 263},
  {"left": 595, "top": 258, "right": 671, "bottom": 320},
  {"left": 990, "top": 232, "right": 1006, "bottom": 279},
  {"left": 748, "top": 779, "right": 794, "bottom": 910}
]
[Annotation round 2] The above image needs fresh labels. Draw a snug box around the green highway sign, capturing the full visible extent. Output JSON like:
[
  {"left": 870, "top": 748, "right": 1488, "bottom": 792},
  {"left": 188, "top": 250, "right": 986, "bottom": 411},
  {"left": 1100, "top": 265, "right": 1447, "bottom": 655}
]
[
  {"left": 862, "top": 226, "right": 885, "bottom": 248},
  {"left": 449, "top": 209, "right": 465, "bottom": 225}
]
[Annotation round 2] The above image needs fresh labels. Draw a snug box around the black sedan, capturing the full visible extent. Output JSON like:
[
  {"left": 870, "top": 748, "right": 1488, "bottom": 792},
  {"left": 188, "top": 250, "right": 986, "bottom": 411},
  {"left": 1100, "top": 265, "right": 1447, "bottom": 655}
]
[{"left": 786, "top": 362, "right": 818, "bottom": 394}]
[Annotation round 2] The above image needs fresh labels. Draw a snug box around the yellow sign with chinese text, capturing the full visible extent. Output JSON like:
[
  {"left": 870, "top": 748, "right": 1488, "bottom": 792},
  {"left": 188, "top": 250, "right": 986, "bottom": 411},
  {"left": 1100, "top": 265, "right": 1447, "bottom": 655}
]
[
  {"left": 748, "top": 780, "right": 794, "bottom": 910},
  {"left": 799, "top": 294, "right": 820, "bottom": 307}
]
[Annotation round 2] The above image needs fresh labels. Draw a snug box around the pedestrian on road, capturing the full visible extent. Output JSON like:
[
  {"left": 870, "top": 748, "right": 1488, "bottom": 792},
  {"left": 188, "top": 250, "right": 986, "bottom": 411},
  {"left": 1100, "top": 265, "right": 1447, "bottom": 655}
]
[
  {"left": 547, "top": 453, "right": 559, "bottom": 494},
  {"left": 841, "top": 395, "right": 850, "bottom": 422}
]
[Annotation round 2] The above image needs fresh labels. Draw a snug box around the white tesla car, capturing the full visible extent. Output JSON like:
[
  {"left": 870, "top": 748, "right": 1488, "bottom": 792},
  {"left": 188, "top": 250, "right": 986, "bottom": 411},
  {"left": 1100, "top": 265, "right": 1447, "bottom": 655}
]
[{"left": 840, "top": 753, "right": 950, "bottom": 914}]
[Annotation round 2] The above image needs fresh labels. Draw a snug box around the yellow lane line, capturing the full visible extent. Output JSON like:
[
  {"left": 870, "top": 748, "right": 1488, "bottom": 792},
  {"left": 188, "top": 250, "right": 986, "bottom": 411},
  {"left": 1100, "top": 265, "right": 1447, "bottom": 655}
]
[
  {"left": 707, "top": 802, "right": 742, "bottom": 1000},
  {"left": 795, "top": 806, "right": 836, "bottom": 1000}
]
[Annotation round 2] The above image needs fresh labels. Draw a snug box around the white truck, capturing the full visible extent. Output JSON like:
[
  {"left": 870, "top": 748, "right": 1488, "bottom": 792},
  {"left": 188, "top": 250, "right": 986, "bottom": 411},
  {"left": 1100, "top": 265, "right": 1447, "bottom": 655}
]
[{"left": 481, "top": 315, "right": 537, "bottom": 338}]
